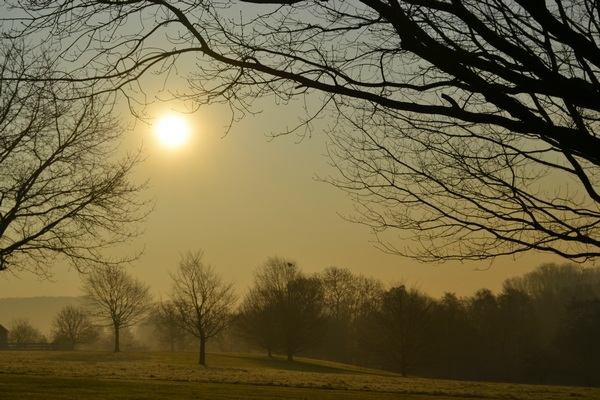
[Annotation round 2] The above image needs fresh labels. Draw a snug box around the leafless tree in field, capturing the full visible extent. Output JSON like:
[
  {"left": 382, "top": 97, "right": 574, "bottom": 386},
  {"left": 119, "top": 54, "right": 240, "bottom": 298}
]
[
  {"left": 166, "top": 250, "right": 237, "bottom": 366},
  {"left": 239, "top": 257, "right": 326, "bottom": 361},
  {"left": 82, "top": 265, "right": 152, "bottom": 352}
]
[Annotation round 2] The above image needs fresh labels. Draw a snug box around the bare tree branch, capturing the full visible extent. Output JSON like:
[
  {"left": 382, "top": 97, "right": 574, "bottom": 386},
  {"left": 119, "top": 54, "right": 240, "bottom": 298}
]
[
  {"left": 5, "top": 0, "right": 600, "bottom": 262},
  {"left": 0, "top": 38, "right": 151, "bottom": 276}
]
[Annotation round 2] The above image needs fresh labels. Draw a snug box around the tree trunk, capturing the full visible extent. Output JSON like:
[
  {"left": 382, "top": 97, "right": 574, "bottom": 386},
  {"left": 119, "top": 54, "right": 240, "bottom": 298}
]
[
  {"left": 287, "top": 349, "right": 294, "bottom": 362},
  {"left": 267, "top": 347, "right": 272, "bottom": 358},
  {"left": 198, "top": 336, "right": 206, "bottom": 366},
  {"left": 114, "top": 324, "right": 120, "bottom": 353}
]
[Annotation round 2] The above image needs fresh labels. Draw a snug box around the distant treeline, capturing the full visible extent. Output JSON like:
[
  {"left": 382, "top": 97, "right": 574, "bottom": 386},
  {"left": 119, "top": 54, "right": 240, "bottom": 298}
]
[
  {"left": 5, "top": 260, "right": 599, "bottom": 387},
  {"left": 149, "top": 260, "right": 600, "bottom": 387}
]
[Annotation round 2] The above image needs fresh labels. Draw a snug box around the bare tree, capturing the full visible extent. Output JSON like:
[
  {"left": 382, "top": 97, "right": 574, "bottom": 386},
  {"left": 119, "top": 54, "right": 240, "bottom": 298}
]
[
  {"left": 51, "top": 305, "right": 99, "bottom": 347},
  {"left": 318, "top": 267, "right": 360, "bottom": 362},
  {"left": 81, "top": 265, "right": 152, "bottom": 352},
  {"left": 235, "top": 287, "right": 280, "bottom": 357},
  {"left": 0, "top": 37, "right": 150, "bottom": 276},
  {"left": 150, "top": 303, "right": 195, "bottom": 352},
  {"left": 363, "top": 285, "right": 433, "bottom": 377},
  {"left": 280, "top": 275, "right": 326, "bottom": 361},
  {"left": 8, "top": 318, "right": 45, "bottom": 343},
  {"left": 166, "top": 251, "right": 237, "bottom": 366},
  {"left": 318, "top": 268, "right": 387, "bottom": 365},
  {"left": 239, "top": 257, "right": 326, "bottom": 361},
  {"left": 8, "top": 0, "right": 600, "bottom": 262},
  {"left": 321, "top": 267, "right": 359, "bottom": 321}
]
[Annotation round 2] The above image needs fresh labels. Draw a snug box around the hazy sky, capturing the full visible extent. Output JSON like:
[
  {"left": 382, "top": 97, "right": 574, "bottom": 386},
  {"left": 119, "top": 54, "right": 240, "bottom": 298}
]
[
  {"left": 0, "top": 87, "right": 565, "bottom": 301},
  {"left": 0, "top": 1, "right": 571, "bottom": 302}
]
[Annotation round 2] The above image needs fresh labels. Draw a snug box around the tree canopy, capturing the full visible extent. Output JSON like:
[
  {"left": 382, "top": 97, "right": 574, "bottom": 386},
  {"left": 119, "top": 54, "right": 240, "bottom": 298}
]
[
  {"left": 82, "top": 265, "right": 152, "bottom": 352},
  {"left": 6, "top": 0, "right": 600, "bottom": 262},
  {"left": 166, "top": 251, "right": 237, "bottom": 365}
]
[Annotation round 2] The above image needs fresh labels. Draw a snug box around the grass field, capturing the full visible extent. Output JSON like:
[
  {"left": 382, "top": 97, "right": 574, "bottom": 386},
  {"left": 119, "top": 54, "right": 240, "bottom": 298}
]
[{"left": 0, "top": 351, "right": 598, "bottom": 400}]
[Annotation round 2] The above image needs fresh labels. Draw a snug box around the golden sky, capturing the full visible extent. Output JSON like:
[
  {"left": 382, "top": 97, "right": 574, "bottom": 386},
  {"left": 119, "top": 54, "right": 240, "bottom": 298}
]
[{"left": 0, "top": 93, "right": 565, "bottom": 301}]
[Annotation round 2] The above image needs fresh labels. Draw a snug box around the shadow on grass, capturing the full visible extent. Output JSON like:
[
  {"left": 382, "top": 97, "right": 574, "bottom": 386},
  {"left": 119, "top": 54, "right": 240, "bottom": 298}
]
[{"left": 211, "top": 353, "right": 390, "bottom": 375}]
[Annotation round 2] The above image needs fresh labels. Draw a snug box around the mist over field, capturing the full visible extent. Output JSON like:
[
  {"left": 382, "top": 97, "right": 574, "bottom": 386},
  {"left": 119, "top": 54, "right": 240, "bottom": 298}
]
[{"left": 0, "top": 297, "right": 80, "bottom": 333}]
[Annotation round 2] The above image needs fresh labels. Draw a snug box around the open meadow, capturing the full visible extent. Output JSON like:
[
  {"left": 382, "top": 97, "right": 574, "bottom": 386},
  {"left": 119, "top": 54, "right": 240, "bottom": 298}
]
[{"left": 0, "top": 351, "right": 599, "bottom": 400}]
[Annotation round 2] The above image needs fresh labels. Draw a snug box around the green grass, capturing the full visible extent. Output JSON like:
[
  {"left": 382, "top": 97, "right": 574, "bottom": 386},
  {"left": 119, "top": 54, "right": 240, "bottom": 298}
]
[
  {"left": 0, "top": 375, "right": 431, "bottom": 400},
  {"left": 0, "top": 351, "right": 599, "bottom": 400}
]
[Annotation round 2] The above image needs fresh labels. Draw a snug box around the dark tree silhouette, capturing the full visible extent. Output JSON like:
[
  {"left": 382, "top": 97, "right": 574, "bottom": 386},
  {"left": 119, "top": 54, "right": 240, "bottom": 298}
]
[
  {"left": 235, "top": 288, "right": 280, "bottom": 357},
  {"left": 364, "top": 285, "right": 433, "bottom": 377},
  {"left": 51, "top": 305, "right": 99, "bottom": 347},
  {"left": 318, "top": 267, "right": 360, "bottom": 362},
  {"left": 239, "top": 257, "right": 326, "bottom": 361},
  {"left": 496, "top": 287, "right": 539, "bottom": 382},
  {"left": 6, "top": 0, "right": 600, "bottom": 263},
  {"left": 166, "top": 251, "right": 237, "bottom": 366},
  {"left": 557, "top": 297, "right": 600, "bottom": 386},
  {"left": 0, "top": 38, "right": 150, "bottom": 276},
  {"left": 82, "top": 265, "right": 152, "bottom": 352},
  {"left": 430, "top": 293, "right": 472, "bottom": 380}
]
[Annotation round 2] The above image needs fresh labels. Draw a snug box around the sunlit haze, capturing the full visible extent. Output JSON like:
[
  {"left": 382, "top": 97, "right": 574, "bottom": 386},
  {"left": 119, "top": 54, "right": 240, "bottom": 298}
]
[
  {"left": 0, "top": 1, "right": 569, "bottom": 306},
  {"left": 0, "top": 96, "right": 563, "bottom": 302}
]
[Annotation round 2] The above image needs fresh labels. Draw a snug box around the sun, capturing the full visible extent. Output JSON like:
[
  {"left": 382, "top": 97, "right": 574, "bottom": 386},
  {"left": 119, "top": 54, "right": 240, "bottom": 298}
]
[{"left": 154, "top": 115, "right": 190, "bottom": 148}]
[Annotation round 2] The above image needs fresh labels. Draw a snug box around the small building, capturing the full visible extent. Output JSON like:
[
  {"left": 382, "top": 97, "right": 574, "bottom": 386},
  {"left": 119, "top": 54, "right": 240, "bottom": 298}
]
[{"left": 0, "top": 324, "right": 8, "bottom": 349}]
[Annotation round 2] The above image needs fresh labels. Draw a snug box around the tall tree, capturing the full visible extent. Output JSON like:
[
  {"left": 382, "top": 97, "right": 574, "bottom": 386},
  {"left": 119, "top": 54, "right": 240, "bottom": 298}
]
[
  {"left": 166, "top": 250, "right": 237, "bottom": 366},
  {"left": 51, "top": 305, "right": 99, "bottom": 347},
  {"left": 351, "top": 274, "right": 386, "bottom": 367},
  {"left": 7, "top": 0, "right": 600, "bottom": 263},
  {"left": 496, "top": 287, "right": 540, "bottom": 382},
  {"left": 319, "top": 267, "right": 359, "bottom": 362},
  {"left": 279, "top": 275, "right": 327, "bottom": 361},
  {"left": 318, "top": 266, "right": 385, "bottom": 364},
  {"left": 468, "top": 289, "right": 502, "bottom": 380},
  {"left": 430, "top": 293, "right": 472, "bottom": 380},
  {"left": 0, "top": 37, "right": 149, "bottom": 277},
  {"left": 238, "top": 257, "right": 326, "bottom": 361},
  {"left": 363, "top": 285, "right": 433, "bottom": 377},
  {"left": 556, "top": 297, "right": 600, "bottom": 386},
  {"left": 235, "top": 288, "right": 280, "bottom": 357},
  {"left": 81, "top": 265, "right": 152, "bottom": 352}
]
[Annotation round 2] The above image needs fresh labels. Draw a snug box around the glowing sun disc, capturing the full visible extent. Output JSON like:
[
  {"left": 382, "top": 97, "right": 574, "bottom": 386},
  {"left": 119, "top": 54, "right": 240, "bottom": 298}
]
[{"left": 155, "top": 115, "right": 190, "bottom": 148}]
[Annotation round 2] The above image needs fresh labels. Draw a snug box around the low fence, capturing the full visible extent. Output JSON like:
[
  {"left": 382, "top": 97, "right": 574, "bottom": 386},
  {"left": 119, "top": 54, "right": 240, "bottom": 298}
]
[{"left": 0, "top": 343, "right": 72, "bottom": 350}]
